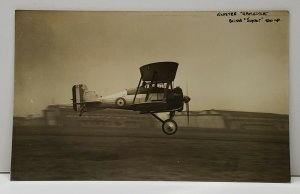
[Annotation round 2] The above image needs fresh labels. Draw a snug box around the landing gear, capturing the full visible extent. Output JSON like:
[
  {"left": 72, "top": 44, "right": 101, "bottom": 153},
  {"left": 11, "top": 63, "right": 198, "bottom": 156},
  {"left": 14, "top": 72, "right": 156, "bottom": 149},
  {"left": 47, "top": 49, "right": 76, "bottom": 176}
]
[{"left": 150, "top": 111, "right": 178, "bottom": 135}]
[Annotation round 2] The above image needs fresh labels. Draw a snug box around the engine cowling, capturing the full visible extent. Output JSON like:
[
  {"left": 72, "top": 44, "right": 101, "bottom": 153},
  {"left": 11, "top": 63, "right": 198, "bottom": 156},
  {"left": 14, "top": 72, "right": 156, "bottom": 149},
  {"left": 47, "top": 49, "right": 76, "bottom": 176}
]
[{"left": 166, "top": 87, "right": 184, "bottom": 110}]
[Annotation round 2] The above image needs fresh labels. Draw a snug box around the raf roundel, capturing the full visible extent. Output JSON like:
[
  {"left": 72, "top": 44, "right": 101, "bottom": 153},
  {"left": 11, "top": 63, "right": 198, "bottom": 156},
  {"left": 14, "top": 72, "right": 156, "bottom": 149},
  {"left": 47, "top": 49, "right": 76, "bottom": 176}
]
[{"left": 115, "top": 97, "right": 126, "bottom": 107}]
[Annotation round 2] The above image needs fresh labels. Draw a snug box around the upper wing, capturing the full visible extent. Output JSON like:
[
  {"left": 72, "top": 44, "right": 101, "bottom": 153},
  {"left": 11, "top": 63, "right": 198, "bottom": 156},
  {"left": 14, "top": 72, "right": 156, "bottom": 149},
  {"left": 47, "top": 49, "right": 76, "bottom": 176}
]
[{"left": 139, "top": 61, "right": 178, "bottom": 82}]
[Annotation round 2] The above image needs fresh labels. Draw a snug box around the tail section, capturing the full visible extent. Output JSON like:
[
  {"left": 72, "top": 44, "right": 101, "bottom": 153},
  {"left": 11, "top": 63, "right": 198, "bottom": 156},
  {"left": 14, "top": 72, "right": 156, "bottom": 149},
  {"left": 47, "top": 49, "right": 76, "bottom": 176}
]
[{"left": 72, "top": 84, "right": 87, "bottom": 111}]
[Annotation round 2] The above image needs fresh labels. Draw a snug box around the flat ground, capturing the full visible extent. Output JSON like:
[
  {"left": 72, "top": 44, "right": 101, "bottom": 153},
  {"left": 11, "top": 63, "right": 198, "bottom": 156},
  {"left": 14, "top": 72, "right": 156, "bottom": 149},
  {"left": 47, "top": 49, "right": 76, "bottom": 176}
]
[{"left": 11, "top": 126, "right": 290, "bottom": 182}]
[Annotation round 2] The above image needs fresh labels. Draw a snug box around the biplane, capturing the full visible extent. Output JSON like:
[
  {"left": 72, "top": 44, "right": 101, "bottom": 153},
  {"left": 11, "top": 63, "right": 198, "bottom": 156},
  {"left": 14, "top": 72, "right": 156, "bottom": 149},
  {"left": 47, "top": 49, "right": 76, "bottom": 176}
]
[{"left": 72, "top": 61, "right": 191, "bottom": 135}]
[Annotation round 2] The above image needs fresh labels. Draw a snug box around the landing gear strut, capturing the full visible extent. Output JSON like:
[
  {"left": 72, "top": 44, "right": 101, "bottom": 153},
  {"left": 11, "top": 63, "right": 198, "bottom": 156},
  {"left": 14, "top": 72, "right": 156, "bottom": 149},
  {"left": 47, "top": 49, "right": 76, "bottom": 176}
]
[{"left": 151, "top": 111, "right": 178, "bottom": 135}]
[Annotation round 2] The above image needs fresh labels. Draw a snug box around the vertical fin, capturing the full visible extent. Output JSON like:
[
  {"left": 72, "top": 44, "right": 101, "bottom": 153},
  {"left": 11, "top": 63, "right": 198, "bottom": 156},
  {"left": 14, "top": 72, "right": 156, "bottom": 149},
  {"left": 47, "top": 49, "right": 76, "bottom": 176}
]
[{"left": 72, "top": 85, "right": 78, "bottom": 111}]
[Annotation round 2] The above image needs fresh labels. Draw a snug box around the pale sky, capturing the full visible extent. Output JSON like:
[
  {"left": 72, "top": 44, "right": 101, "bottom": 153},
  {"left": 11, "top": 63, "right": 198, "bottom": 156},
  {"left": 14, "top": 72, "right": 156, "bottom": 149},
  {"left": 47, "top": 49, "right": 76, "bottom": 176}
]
[{"left": 14, "top": 11, "right": 289, "bottom": 116}]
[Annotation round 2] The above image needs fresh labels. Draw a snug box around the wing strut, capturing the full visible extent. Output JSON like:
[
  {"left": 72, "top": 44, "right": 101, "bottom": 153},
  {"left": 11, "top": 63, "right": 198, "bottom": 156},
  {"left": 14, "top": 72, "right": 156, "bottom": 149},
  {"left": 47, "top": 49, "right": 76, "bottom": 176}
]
[
  {"left": 145, "top": 71, "right": 157, "bottom": 102},
  {"left": 163, "top": 82, "right": 170, "bottom": 100},
  {"left": 132, "top": 74, "right": 143, "bottom": 104}
]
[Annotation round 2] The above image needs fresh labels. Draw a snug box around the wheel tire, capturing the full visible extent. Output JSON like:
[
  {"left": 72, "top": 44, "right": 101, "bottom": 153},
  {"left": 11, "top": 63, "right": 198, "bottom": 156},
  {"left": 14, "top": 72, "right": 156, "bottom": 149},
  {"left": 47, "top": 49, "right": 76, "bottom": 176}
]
[
  {"left": 162, "top": 119, "right": 178, "bottom": 135},
  {"left": 115, "top": 97, "right": 126, "bottom": 107}
]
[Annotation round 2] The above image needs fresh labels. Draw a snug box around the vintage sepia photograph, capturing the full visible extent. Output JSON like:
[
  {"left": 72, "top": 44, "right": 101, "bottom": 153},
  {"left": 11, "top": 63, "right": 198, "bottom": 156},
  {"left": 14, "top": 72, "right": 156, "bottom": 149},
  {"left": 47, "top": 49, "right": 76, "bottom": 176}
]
[{"left": 11, "top": 11, "right": 290, "bottom": 182}]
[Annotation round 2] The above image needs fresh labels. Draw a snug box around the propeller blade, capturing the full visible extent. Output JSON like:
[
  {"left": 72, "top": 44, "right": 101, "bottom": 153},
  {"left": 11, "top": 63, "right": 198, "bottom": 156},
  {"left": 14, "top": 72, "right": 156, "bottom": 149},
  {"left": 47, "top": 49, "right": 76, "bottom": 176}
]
[
  {"left": 182, "top": 95, "right": 191, "bottom": 125},
  {"left": 186, "top": 102, "right": 190, "bottom": 125},
  {"left": 186, "top": 81, "right": 190, "bottom": 125},
  {"left": 186, "top": 81, "right": 189, "bottom": 96}
]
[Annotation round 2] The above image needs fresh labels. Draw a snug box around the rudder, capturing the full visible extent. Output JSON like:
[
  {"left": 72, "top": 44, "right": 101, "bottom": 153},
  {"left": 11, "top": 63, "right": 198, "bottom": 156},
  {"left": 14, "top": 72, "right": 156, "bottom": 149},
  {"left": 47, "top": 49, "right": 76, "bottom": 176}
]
[{"left": 72, "top": 84, "right": 87, "bottom": 111}]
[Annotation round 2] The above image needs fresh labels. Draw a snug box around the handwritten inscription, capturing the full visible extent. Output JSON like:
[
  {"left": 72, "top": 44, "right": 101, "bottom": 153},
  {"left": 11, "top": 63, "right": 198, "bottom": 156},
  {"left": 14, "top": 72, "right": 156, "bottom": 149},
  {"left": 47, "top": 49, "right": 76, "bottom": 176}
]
[{"left": 217, "top": 11, "right": 281, "bottom": 24}]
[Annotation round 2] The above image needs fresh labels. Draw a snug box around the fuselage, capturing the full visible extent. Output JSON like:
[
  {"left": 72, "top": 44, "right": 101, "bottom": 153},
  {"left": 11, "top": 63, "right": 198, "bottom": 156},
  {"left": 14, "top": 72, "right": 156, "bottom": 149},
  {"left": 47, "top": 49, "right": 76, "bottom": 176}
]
[{"left": 82, "top": 86, "right": 184, "bottom": 113}]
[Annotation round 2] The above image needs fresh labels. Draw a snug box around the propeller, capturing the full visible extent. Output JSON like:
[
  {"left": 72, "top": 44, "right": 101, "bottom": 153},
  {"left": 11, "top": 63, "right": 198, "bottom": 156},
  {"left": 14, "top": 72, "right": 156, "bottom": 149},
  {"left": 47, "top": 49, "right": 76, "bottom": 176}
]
[
  {"left": 184, "top": 80, "right": 191, "bottom": 124},
  {"left": 183, "top": 95, "right": 191, "bottom": 124}
]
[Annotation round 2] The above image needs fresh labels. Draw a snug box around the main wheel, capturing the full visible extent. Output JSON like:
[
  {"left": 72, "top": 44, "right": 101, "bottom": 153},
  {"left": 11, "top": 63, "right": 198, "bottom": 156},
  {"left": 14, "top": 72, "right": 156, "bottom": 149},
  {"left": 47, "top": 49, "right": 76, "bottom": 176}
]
[{"left": 162, "top": 119, "right": 178, "bottom": 135}]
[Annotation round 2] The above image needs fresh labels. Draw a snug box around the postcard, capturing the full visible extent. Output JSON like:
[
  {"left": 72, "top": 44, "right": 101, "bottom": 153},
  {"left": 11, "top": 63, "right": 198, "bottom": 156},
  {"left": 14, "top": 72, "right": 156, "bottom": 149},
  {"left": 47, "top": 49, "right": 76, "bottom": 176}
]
[{"left": 11, "top": 11, "right": 290, "bottom": 182}]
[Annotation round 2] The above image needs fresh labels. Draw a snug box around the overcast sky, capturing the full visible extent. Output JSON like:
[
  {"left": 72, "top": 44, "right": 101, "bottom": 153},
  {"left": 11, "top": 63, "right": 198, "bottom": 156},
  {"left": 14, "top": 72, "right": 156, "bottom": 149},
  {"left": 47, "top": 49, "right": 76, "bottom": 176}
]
[{"left": 14, "top": 11, "right": 289, "bottom": 117}]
